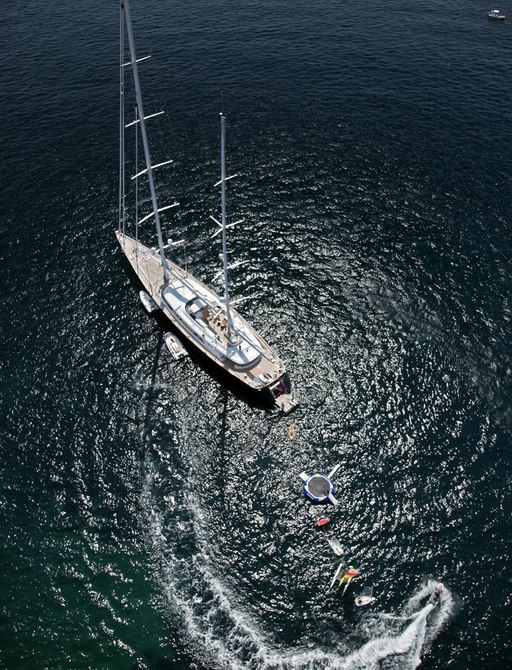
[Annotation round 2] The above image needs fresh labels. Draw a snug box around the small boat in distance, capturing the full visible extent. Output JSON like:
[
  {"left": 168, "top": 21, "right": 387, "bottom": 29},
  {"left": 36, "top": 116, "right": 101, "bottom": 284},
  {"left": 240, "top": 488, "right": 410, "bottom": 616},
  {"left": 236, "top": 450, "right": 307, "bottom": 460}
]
[
  {"left": 117, "top": 0, "right": 297, "bottom": 411},
  {"left": 488, "top": 9, "right": 506, "bottom": 19},
  {"left": 165, "top": 332, "right": 189, "bottom": 360}
]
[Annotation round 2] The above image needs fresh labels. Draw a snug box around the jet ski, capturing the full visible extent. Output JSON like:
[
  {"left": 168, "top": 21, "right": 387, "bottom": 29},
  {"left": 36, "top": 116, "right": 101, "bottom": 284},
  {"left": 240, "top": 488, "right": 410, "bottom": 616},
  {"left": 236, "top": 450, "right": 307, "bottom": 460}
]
[{"left": 428, "top": 583, "right": 444, "bottom": 606}]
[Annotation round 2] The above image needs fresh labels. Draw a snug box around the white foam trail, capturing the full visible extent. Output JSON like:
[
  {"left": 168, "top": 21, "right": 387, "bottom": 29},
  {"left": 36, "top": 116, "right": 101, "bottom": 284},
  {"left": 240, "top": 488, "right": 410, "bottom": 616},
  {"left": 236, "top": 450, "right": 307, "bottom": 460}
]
[
  {"left": 339, "top": 581, "right": 454, "bottom": 670},
  {"left": 143, "top": 456, "right": 454, "bottom": 670}
]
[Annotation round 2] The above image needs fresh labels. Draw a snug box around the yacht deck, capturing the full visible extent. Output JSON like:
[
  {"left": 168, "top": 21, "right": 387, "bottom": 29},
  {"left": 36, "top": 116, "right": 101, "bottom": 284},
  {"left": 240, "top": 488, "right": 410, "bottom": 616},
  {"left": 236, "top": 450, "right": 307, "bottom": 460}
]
[{"left": 116, "top": 232, "right": 286, "bottom": 391}]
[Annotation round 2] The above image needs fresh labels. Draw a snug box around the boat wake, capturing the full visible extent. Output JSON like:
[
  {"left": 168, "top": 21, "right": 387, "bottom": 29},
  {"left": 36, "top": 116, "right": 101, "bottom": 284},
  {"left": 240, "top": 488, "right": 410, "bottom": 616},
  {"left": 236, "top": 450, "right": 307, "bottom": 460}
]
[
  {"left": 340, "top": 581, "right": 454, "bottom": 670},
  {"left": 142, "top": 453, "right": 454, "bottom": 670}
]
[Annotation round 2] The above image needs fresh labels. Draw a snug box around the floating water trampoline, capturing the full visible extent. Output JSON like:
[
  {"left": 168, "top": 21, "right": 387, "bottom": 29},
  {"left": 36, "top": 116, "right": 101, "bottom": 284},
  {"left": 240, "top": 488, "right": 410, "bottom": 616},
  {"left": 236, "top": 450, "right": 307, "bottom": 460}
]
[{"left": 299, "top": 464, "right": 340, "bottom": 504}]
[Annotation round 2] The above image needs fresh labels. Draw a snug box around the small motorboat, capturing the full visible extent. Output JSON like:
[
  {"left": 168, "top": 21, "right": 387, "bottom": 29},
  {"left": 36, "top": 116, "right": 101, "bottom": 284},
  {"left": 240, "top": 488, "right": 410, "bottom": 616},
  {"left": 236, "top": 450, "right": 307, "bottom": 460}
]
[
  {"left": 164, "top": 332, "right": 189, "bottom": 360},
  {"left": 355, "top": 585, "right": 376, "bottom": 607},
  {"left": 488, "top": 9, "right": 506, "bottom": 19},
  {"left": 139, "top": 290, "right": 159, "bottom": 314}
]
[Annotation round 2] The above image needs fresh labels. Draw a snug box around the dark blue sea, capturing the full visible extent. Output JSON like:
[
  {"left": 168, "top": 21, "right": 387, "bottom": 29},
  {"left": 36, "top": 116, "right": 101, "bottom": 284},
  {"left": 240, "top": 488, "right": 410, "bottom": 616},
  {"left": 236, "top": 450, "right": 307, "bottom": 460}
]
[{"left": 1, "top": 0, "right": 511, "bottom": 668}]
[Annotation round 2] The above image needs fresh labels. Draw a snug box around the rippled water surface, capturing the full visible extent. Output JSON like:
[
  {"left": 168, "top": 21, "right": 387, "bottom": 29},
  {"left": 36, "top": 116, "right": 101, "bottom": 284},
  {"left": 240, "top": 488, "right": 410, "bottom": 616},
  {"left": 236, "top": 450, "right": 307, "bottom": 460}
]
[{"left": 1, "top": 0, "right": 511, "bottom": 668}]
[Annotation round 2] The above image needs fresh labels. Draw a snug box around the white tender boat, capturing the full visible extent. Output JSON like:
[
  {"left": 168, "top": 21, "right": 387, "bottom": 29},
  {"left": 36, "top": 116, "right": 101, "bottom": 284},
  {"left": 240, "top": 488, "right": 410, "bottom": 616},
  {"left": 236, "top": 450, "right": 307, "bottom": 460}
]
[
  {"left": 164, "top": 332, "right": 188, "bottom": 360},
  {"left": 488, "top": 9, "right": 506, "bottom": 19},
  {"left": 355, "top": 585, "right": 376, "bottom": 607},
  {"left": 117, "top": 0, "right": 297, "bottom": 410},
  {"left": 139, "top": 290, "right": 159, "bottom": 314}
]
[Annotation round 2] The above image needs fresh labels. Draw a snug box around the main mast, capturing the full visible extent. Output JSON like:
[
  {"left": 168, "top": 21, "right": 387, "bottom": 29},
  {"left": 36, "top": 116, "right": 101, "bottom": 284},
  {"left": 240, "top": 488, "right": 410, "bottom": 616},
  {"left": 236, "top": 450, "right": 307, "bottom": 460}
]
[
  {"left": 219, "top": 113, "right": 237, "bottom": 339},
  {"left": 121, "top": 0, "right": 168, "bottom": 280},
  {"left": 118, "top": 2, "right": 125, "bottom": 236}
]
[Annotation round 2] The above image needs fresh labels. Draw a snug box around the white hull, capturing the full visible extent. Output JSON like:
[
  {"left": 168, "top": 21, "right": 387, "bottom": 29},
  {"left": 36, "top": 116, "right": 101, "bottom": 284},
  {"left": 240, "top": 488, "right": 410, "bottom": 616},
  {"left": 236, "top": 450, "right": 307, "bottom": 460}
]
[
  {"left": 117, "top": 0, "right": 296, "bottom": 409},
  {"left": 488, "top": 10, "right": 506, "bottom": 19},
  {"left": 329, "top": 561, "right": 345, "bottom": 590},
  {"left": 164, "top": 332, "right": 188, "bottom": 360},
  {"left": 328, "top": 538, "right": 344, "bottom": 556},
  {"left": 139, "top": 290, "right": 159, "bottom": 313},
  {"left": 118, "top": 232, "right": 291, "bottom": 400}
]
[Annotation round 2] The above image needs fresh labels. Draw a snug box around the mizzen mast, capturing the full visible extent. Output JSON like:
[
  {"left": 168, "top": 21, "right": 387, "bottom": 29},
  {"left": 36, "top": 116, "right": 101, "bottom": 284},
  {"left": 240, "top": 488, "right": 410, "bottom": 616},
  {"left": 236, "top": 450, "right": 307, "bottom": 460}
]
[{"left": 211, "top": 113, "right": 244, "bottom": 343}]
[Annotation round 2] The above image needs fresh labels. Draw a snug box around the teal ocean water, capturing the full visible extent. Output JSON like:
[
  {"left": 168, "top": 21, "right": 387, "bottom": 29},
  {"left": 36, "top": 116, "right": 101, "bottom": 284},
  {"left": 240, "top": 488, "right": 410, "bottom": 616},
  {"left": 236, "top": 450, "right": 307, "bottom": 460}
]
[{"left": 1, "top": 0, "right": 511, "bottom": 668}]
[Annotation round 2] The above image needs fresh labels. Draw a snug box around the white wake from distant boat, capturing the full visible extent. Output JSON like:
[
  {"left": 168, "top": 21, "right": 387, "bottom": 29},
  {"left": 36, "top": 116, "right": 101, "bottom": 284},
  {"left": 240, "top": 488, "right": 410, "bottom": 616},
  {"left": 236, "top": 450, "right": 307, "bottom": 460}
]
[
  {"left": 143, "top": 462, "right": 453, "bottom": 670},
  {"left": 337, "top": 581, "right": 454, "bottom": 670}
]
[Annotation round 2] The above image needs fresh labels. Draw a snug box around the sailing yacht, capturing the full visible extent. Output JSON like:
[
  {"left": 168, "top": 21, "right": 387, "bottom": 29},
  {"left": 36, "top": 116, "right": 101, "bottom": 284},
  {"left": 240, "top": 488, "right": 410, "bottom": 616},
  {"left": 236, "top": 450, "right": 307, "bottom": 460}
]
[{"left": 117, "top": 0, "right": 297, "bottom": 412}]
